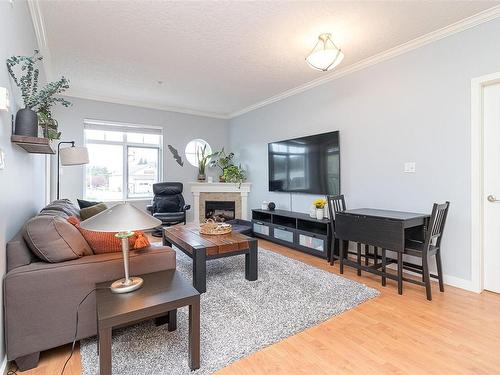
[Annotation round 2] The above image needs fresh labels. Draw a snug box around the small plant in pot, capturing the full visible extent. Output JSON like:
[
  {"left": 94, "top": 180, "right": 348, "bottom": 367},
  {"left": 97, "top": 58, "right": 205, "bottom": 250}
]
[
  {"left": 223, "top": 164, "right": 246, "bottom": 188},
  {"left": 196, "top": 144, "right": 211, "bottom": 181},
  {"left": 209, "top": 148, "right": 234, "bottom": 182},
  {"left": 6, "top": 49, "right": 70, "bottom": 139},
  {"left": 313, "top": 198, "right": 327, "bottom": 220}
]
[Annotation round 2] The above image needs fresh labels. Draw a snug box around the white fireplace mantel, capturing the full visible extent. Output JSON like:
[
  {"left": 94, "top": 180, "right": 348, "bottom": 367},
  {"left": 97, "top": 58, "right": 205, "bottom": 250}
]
[{"left": 190, "top": 182, "right": 251, "bottom": 224}]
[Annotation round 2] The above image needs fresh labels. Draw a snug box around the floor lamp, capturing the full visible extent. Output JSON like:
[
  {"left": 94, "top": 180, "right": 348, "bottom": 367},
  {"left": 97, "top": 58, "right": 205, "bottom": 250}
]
[{"left": 57, "top": 141, "right": 89, "bottom": 200}]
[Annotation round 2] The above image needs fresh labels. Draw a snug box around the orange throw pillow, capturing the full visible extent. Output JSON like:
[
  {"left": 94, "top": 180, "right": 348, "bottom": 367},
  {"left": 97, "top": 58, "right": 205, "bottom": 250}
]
[{"left": 67, "top": 216, "right": 150, "bottom": 254}]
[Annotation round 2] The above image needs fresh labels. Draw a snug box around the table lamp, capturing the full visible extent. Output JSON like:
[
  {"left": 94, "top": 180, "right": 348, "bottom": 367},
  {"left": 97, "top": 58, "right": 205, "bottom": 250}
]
[{"left": 80, "top": 203, "right": 162, "bottom": 293}]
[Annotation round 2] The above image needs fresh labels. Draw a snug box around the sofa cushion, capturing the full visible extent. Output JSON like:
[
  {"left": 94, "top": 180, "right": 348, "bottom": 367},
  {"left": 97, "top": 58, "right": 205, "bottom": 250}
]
[
  {"left": 23, "top": 216, "right": 93, "bottom": 263},
  {"left": 80, "top": 203, "right": 108, "bottom": 220},
  {"left": 67, "top": 217, "right": 150, "bottom": 254},
  {"left": 39, "top": 199, "right": 81, "bottom": 219},
  {"left": 77, "top": 198, "right": 101, "bottom": 209}
]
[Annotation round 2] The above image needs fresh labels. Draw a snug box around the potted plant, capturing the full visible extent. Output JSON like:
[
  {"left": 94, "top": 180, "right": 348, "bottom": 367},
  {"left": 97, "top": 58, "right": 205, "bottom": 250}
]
[
  {"left": 196, "top": 144, "right": 211, "bottom": 181},
  {"left": 223, "top": 164, "right": 246, "bottom": 188},
  {"left": 6, "top": 49, "right": 70, "bottom": 138},
  {"left": 209, "top": 148, "right": 234, "bottom": 182},
  {"left": 313, "top": 198, "right": 327, "bottom": 220}
]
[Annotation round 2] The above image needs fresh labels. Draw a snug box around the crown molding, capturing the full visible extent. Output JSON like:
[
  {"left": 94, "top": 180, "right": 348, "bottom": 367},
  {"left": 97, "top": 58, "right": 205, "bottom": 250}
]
[
  {"left": 27, "top": 0, "right": 53, "bottom": 80},
  {"left": 65, "top": 90, "right": 230, "bottom": 119},
  {"left": 27, "top": 1, "right": 500, "bottom": 121},
  {"left": 228, "top": 5, "right": 500, "bottom": 118}
]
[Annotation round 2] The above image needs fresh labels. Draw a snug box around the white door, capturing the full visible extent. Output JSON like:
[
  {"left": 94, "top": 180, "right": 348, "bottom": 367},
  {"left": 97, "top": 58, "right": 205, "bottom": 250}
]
[{"left": 483, "top": 82, "right": 500, "bottom": 293}]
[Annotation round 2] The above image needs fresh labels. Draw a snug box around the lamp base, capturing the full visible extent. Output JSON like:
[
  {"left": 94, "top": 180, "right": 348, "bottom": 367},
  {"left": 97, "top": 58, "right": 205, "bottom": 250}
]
[{"left": 110, "top": 277, "right": 144, "bottom": 293}]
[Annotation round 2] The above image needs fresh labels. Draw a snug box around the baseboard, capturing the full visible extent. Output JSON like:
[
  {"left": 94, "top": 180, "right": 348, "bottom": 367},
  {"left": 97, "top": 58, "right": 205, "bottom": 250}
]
[
  {"left": 0, "top": 355, "right": 7, "bottom": 375},
  {"left": 443, "top": 274, "right": 476, "bottom": 292}
]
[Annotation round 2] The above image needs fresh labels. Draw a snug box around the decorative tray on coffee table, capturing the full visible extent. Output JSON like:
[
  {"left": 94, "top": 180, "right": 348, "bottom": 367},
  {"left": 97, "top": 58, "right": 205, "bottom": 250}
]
[{"left": 199, "top": 219, "right": 232, "bottom": 235}]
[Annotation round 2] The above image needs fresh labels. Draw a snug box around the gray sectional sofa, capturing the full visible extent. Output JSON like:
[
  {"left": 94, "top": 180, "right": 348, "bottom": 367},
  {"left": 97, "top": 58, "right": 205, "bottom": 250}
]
[{"left": 3, "top": 200, "right": 176, "bottom": 371}]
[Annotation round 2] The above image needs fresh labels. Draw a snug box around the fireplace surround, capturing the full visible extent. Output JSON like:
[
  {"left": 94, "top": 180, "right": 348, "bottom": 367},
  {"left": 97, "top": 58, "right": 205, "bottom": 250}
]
[{"left": 190, "top": 182, "right": 251, "bottom": 224}]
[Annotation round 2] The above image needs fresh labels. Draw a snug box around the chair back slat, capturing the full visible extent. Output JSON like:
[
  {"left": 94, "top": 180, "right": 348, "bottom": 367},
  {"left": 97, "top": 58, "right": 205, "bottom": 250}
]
[
  {"left": 424, "top": 202, "right": 450, "bottom": 251},
  {"left": 327, "top": 195, "right": 346, "bottom": 234}
]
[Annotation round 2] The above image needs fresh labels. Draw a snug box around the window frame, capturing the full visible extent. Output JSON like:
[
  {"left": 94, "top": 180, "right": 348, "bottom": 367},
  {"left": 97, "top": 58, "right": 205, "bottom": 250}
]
[{"left": 83, "top": 120, "right": 163, "bottom": 201}]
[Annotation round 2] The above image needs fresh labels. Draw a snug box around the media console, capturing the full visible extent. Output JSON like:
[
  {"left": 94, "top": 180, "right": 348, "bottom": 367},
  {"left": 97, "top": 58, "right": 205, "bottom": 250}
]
[{"left": 251, "top": 209, "right": 331, "bottom": 259}]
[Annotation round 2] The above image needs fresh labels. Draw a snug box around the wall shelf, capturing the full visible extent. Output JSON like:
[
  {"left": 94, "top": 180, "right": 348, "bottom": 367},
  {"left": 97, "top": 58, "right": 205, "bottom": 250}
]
[{"left": 11, "top": 135, "right": 55, "bottom": 154}]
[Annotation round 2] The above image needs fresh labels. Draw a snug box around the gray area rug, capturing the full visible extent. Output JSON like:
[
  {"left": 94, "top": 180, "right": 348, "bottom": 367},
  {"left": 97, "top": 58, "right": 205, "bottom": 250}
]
[{"left": 81, "top": 248, "right": 379, "bottom": 374}]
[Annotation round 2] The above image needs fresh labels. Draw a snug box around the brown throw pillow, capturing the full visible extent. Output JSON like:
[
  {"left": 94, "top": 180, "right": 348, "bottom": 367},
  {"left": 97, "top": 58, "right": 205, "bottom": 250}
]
[
  {"left": 80, "top": 203, "right": 108, "bottom": 221},
  {"left": 23, "top": 216, "right": 93, "bottom": 263}
]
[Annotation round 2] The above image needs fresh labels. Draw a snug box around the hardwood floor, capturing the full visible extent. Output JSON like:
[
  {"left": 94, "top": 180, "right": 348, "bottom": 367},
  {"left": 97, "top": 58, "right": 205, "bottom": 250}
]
[{"left": 10, "top": 239, "right": 500, "bottom": 374}]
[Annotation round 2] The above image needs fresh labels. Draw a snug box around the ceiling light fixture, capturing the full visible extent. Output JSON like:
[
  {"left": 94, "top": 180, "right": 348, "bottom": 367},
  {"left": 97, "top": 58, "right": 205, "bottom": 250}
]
[{"left": 306, "top": 33, "right": 344, "bottom": 72}]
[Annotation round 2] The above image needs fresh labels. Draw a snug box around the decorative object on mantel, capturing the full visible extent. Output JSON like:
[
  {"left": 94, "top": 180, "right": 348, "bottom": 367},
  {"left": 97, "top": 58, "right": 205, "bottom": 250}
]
[
  {"left": 209, "top": 147, "right": 234, "bottom": 182},
  {"left": 268, "top": 201, "right": 276, "bottom": 211},
  {"left": 199, "top": 219, "right": 232, "bottom": 235},
  {"left": 222, "top": 164, "right": 246, "bottom": 187},
  {"left": 313, "top": 198, "right": 327, "bottom": 220},
  {"left": 57, "top": 141, "right": 89, "bottom": 199},
  {"left": 196, "top": 144, "right": 212, "bottom": 181},
  {"left": 6, "top": 50, "right": 71, "bottom": 139},
  {"left": 167, "top": 144, "right": 183, "bottom": 166}
]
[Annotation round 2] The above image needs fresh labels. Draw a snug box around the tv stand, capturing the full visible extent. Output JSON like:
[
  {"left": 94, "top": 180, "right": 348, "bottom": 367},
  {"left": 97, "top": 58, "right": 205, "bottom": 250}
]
[{"left": 251, "top": 209, "right": 331, "bottom": 259}]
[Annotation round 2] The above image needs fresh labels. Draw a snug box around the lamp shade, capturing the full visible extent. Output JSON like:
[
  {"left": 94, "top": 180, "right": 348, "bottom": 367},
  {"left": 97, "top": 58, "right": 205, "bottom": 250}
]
[
  {"left": 80, "top": 202, "right": 161, "bottom": 232},
  {"left": 60, "top": 146, "right": 89, "bottom": 166},
  {"left": 306, "top": 33, "right": 344, "bottom": 72}
]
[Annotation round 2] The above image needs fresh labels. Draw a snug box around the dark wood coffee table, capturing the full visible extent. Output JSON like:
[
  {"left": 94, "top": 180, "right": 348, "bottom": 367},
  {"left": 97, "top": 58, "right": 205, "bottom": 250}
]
[
  {"left": 96, "top": 270, "right": 200, "bottom": 375},
  {"left": 163, "top": 224, "right": 258, "bottom": 293}
]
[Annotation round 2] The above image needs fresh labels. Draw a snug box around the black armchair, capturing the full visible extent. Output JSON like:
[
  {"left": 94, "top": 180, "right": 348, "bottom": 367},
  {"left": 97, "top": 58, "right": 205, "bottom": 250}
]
[{"left": 147, "top": 182, "right": 191, "bottom": 236}]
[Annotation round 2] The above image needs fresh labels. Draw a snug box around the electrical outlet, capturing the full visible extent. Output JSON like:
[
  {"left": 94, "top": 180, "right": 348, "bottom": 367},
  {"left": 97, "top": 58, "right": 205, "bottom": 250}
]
[{"left": 404, "top": 162, "right": 416, "bottom": 173}]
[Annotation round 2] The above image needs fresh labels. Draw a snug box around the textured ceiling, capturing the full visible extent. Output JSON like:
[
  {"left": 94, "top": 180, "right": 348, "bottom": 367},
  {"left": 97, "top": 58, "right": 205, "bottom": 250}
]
[{"left": 37, "top": 1, "right": 499, "bottom": 118}]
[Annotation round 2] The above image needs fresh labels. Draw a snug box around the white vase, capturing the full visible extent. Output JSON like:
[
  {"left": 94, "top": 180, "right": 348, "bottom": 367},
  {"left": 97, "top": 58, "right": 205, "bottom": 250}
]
[
  {"left": 309, "top": 205, "right": 316, "bottom": 218},
  {"left": 316, "top": 208, "right": 324, "bottom": 220}
]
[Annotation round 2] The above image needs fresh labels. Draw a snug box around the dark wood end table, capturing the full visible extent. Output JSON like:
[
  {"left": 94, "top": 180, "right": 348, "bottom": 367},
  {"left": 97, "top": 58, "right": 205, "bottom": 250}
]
[
  {"left": 96, "top": 270, "right": 200, "bottom": 375},
  {"left": 163, "top": 224, "right": 258, "bottom": 293}
]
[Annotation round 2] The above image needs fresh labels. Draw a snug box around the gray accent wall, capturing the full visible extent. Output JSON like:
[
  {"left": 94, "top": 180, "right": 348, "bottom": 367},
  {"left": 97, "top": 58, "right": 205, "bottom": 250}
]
[
  {"left": 52, "top": 97, "right": 229, "bottom": 221},
  {"left": 229, "top": 18, "right": 500, "bottom": 283},
  {"left": 0, "top": 1, "right": 47, "bottom": 364}
]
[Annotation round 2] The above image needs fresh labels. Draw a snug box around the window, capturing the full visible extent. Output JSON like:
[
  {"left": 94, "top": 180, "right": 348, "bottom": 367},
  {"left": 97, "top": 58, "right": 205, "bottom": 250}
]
[
  {"left": 84, "top": 120, "right": 162, "bottom": 201},
  {"left": 185, "top": 139, "right": 212, "bottom": 167}
]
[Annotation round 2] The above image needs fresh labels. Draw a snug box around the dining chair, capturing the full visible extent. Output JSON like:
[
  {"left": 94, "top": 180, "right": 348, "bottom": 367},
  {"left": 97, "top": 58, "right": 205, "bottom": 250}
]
[
  {"left": 327, "top": 195, "right": 345, "bottom": 266},
  {"left": 327, "top": 194, "right": 378, "bottom": 275},
  {"left": 327, "top": 195, "right": 374, "bottom": 275},
  {"left": 401, "top": 202, "right": 450, "bottom": 301}
]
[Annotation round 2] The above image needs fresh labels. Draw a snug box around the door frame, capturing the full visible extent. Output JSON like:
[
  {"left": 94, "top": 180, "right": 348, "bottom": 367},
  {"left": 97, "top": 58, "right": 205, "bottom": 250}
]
[{"left": 471, "top": 72, "right": 500, "bottom": 293}]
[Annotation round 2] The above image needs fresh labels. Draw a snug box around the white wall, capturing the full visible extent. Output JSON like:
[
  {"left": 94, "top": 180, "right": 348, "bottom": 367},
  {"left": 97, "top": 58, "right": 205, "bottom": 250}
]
[
  {"left": 0, "top": 0, "right": 47, "bottom": 365},
  {"left": 229, "top": 18, "right": 500, "bottom": 284},
  {"left": 52, "top": 97, "right": 229, "bottom": 221}
]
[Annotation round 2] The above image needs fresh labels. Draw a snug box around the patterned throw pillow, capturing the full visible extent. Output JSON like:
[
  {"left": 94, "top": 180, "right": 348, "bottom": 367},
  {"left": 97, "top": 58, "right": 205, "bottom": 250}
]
[{"left": 67, "top": 216, "right": 150, "bottom": 254}]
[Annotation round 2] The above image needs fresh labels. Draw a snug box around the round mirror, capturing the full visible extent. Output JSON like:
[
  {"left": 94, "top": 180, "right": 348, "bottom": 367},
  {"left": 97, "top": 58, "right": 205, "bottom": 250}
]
[{"left": 185, "top": 139, "right": 212, "bottom": 167}]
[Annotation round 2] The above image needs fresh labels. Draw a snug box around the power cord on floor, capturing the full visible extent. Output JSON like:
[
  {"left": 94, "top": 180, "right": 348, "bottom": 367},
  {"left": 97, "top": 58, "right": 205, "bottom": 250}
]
[
  {"left": 61, "top": 287, "right": 110, "bottom": 375},
  {"left": 7, "top": 365, "right": 18, "bottom": 375}
]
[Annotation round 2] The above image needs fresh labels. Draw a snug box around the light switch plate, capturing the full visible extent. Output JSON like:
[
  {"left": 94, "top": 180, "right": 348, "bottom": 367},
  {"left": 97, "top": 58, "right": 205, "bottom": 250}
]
[
  {"left": 0, "top": 149, "right": 5, "bottom": 170},
  {"left": 404, "top": 162, "right": 416, "bottom": 173}
]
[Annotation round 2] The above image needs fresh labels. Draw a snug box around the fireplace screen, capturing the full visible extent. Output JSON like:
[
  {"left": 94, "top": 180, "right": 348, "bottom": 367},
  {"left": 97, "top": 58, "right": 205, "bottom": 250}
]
[{"left": 205, "top": 201, "right": 235, "bottom": 222}]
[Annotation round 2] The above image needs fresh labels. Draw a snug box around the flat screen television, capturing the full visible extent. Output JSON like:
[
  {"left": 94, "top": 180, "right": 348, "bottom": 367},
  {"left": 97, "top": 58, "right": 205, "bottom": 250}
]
[{"left": 268, "top": 131, "right": 340, "bottom": 195}]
